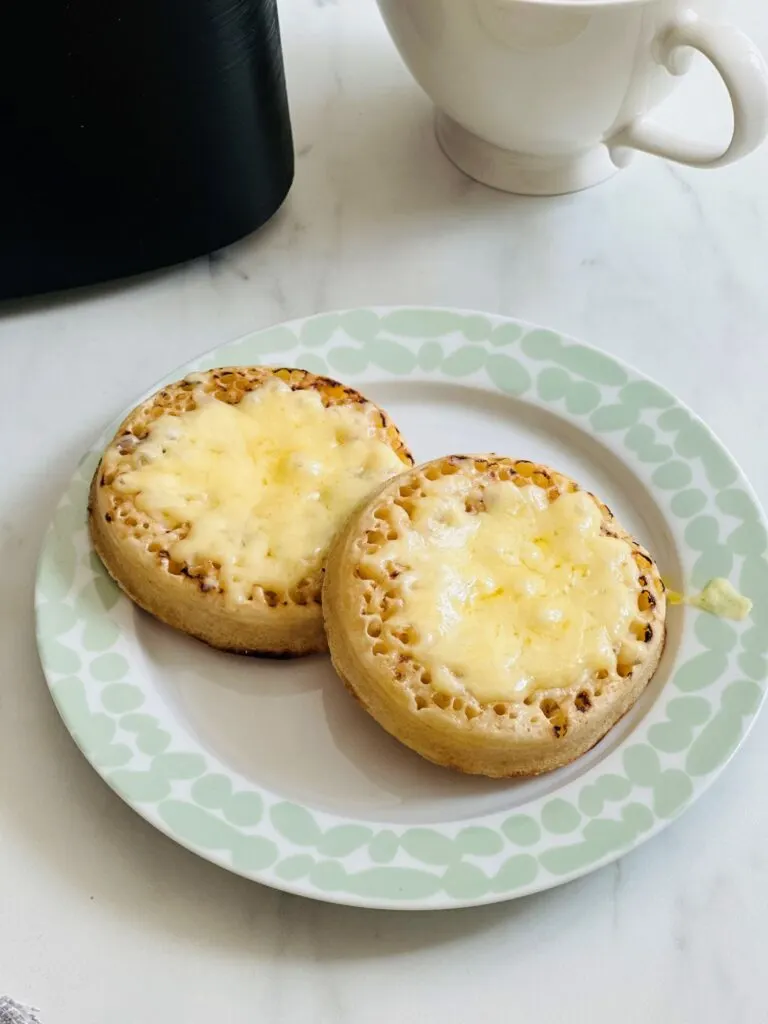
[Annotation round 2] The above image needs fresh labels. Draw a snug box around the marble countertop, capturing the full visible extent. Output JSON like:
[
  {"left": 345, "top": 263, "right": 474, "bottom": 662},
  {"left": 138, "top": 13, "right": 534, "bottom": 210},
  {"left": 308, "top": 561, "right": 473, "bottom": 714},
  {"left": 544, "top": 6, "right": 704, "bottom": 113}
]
[{"left": 2, "top": 1, "right": 768, "bottom": 1020}]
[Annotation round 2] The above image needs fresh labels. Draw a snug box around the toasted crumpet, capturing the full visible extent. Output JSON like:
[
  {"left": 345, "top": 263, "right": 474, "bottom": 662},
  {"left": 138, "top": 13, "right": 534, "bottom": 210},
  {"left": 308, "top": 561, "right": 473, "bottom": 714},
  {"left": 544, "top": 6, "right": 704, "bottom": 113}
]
[
  {"left": 324, "top": 455, "right": 666, "bottom": 776},
  {"left": 90, "top": 367, "right": 412, "bottom": 656}
]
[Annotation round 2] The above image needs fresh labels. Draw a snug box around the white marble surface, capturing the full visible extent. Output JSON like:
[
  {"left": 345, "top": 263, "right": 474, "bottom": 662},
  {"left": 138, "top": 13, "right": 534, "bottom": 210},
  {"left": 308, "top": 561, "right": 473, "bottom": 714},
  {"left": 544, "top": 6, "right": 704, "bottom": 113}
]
[{"left": 2, "top": 1, "right": 768, "bottom": 1020}]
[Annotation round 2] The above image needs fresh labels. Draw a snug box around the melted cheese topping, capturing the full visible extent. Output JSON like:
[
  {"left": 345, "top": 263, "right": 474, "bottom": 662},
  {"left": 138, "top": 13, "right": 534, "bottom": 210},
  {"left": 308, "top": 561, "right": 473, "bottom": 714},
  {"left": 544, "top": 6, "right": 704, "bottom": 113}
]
[
  {"left": 367, "top": 475, "right": 641, "bottom": 702},
  {"left": 113, "top": 380, "right": 405, "bottom": 604}
]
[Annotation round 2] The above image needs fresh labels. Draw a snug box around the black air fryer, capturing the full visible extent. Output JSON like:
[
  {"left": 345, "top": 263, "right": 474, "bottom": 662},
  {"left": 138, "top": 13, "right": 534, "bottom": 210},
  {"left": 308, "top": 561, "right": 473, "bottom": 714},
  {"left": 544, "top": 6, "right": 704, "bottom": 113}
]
[{"left": 0, "top": 0, "right": 293, "bottom": 299}]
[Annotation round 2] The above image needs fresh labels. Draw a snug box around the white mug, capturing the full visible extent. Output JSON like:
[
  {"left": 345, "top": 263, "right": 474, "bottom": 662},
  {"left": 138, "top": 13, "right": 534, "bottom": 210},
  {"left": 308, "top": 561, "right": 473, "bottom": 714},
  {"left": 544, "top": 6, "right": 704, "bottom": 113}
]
[{"left": 375, "top": 0, "right": 768, "bottom": 194}]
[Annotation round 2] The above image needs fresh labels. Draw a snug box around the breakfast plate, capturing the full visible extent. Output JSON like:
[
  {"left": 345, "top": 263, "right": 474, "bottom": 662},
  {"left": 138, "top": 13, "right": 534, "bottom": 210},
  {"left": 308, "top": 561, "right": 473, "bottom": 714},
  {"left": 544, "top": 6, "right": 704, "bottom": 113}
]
[{"left": 35, "top": 307, "right": 768, "bottom": 910}]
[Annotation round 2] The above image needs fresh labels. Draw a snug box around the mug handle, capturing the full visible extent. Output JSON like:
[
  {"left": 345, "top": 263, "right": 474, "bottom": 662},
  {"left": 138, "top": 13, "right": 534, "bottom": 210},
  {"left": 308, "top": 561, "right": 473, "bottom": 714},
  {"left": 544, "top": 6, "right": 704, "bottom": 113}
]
[{"left": 608, "top": 12, "right": 768, "bottom": 169}]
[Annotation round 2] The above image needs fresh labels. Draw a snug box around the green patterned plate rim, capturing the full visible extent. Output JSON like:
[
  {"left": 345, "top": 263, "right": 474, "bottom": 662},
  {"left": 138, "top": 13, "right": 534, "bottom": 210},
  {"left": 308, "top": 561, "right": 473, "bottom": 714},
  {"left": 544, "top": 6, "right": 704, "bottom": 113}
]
[{"left": 35, "top": 307, "right": 768, "bottom": 910}]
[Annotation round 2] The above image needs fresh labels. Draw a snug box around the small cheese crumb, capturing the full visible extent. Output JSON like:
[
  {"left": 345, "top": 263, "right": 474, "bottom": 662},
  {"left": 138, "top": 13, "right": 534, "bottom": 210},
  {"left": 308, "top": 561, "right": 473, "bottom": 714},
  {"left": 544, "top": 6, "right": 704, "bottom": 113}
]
[{"left": 665, "top": 578, "right": 752, "bottom": 621}]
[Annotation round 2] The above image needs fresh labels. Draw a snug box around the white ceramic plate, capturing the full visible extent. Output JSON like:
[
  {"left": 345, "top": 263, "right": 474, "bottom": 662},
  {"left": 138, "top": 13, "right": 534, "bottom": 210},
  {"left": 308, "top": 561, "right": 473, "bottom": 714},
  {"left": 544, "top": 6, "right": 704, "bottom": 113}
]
[{"left": 35, "top": 308, "right": 768, "bottom": 909}]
